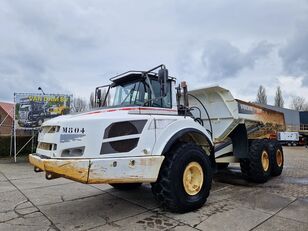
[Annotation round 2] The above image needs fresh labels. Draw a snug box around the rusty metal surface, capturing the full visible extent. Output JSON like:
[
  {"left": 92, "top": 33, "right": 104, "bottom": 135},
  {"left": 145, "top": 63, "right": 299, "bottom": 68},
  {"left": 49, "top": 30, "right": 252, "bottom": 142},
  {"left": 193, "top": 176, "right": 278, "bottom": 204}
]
[
  {"left": 88, "top": 156, "right": 164, "bottom": 184},
  {"left": 29, "top": 154, "right": 45, "bottom": 171},
  {"left": 28, "top": 154, "right": 164, "bottom": 184},
  {"left": 44, "top": 159, "right": 90, "bottom": 183},
  {"left": 237, "top": 99, "right": 285, "bottom": 127},
  {"left": 237, "top": 99, "right": 286, "bottom": 139}
]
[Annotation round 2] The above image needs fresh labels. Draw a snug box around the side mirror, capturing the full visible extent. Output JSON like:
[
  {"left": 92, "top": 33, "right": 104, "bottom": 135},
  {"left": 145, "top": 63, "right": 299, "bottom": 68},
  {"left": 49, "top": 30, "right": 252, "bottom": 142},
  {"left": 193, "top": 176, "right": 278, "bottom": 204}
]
[{"left": 158, "top": 68, "right": 168, "bottom": 97}]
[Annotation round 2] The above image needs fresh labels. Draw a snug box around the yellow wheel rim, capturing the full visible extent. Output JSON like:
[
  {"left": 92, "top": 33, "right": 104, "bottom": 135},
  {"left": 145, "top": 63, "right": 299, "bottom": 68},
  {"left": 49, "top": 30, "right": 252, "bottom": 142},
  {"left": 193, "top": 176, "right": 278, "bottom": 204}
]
[
  {"left": 276, "top": 149, "right": 283, "bottom": 167},
  {"left": 261, "top": 151, "right": 270, "bottom": 172},
  {"left": 183, "top": 162, "right": 204, "bottom": 196}
]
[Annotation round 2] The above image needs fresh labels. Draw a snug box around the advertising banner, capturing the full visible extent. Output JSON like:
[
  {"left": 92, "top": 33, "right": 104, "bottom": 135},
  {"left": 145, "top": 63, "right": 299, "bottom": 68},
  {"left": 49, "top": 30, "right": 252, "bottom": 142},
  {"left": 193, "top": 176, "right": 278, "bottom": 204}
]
[{"left": 14, "top": 93, "right": 72, "bottom": 129}]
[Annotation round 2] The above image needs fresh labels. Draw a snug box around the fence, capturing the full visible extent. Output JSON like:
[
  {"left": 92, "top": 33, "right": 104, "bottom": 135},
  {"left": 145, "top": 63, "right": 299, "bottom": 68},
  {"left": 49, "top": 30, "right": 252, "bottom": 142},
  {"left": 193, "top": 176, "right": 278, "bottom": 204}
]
[{"left": 0, "top": 135, "right": 37, "bottom": 157}]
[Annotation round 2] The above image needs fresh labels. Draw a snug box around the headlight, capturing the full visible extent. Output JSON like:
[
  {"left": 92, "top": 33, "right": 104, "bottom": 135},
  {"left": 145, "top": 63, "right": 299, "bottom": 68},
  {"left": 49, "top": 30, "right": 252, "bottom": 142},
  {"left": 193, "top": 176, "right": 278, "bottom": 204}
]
[
  {"left": 41, "top": 126, "right": 60, "bottom": 133},
  {"left": 38, "top": 142, "right": 57, "bottom": 151},
  {"left": 61, "top": 147, "right": 85, "bottom": 157}
]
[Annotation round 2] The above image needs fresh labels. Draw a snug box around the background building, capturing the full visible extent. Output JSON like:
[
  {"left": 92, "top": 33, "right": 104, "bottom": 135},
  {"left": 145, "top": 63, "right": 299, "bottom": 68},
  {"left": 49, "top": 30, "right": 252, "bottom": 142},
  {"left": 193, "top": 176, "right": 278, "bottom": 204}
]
[
  {"left": 255, "top": 103, "right": 308, "bottom": 143},
  {"left": 0, "top": 102, "right": 14, "bottom": 135}
]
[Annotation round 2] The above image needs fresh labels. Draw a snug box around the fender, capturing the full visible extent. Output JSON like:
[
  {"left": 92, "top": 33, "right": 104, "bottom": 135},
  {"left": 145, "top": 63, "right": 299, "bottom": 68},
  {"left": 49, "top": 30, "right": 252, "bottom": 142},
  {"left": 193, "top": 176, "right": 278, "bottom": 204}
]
[
  {"left": 162, "top": 128, "right": 213, "bottom": 155},
  {"left": 152, "top": 119, "right": 215, "bottom": 166},
  {"left": 229, "top": 124, "right": 249, "bottom": 158}
]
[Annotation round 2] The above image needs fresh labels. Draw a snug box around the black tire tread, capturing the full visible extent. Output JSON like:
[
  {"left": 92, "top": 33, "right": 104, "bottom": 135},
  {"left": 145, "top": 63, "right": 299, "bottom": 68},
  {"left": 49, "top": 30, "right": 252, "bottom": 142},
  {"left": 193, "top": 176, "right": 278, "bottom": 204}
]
[
  {"left": 152, "top": 143, "right": 212, "bottom": 213},
  {"left": 240, "top": 139, "right": 271, "bottom": 183},
  {"left": 268, "top": 140, "right": 284, "bottom": 176}
]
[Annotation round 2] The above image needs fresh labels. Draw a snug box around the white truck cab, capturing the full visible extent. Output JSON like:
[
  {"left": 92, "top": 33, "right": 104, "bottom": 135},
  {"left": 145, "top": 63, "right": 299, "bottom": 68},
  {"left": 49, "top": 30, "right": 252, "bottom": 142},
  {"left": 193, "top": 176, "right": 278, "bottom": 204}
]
[{"left": 29, "top": 65, "right": 214, "bottom": 213}]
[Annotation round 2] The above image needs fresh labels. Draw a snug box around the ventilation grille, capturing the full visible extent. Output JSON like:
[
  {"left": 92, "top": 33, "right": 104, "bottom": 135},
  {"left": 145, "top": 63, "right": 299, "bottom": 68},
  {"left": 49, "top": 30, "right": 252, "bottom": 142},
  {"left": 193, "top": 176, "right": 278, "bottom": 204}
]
[
  {"left": 100, "top": 138, "right": 139, "bottom": 154},
  {"left": 104, "top": 120, "right": 147, "bottom": 139}
]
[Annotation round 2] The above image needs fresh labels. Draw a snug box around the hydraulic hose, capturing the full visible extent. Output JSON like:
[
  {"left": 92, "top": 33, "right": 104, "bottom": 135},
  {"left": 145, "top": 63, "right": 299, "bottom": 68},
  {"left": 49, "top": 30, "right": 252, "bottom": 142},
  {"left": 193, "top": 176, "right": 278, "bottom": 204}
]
[{"left": 187, "top": 93, "right": 213, "bottom": 140}]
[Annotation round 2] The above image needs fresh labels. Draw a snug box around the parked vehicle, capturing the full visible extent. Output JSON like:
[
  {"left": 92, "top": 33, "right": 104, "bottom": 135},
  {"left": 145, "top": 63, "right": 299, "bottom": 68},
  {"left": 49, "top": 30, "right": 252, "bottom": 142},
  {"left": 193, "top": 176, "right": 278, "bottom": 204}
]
[
  {"left": 277, "top": 132, "right": 299, "bottom": 146},
  {"left": 48, "top": 105, "right": 70, "bottom": 115},
  {"left": 18, "top": 98, "right": 47, "bottom": 127},
  {"left": 29, "top": 65, "right": 285, "bottom": 213}
]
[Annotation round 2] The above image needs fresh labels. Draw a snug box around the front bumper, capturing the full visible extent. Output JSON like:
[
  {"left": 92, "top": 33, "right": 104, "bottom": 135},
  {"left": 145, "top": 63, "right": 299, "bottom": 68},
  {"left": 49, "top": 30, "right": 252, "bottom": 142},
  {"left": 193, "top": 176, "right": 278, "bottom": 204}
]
[
  {"left": 29, "top": 154, "right": 164, "bottom": 184},
  {"left": 18, "top": 120, "right": 36, "bottom": 127}
]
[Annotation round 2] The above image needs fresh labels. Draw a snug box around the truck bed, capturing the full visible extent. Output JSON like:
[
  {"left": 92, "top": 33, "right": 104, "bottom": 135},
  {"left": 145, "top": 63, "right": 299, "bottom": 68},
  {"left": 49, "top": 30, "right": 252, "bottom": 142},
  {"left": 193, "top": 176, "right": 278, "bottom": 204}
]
[{"left": 188, "top": 86, "right": 285, "bottom": 143}]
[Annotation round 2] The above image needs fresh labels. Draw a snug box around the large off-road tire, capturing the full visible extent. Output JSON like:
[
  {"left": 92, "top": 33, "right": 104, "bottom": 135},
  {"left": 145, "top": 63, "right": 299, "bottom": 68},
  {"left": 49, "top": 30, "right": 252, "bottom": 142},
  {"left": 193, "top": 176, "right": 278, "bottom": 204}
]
[
  {"left": 151, "top": 143, "right": 212, "bottom": 213},
  {"left": 268, "top": 140, "right": 284, "bottom": 176},
  {"left": 240, "top": 139, "right": 271, "bottom": 183},
  {"left": 109, "top": 183, "right": 142, "bottom": 190}
]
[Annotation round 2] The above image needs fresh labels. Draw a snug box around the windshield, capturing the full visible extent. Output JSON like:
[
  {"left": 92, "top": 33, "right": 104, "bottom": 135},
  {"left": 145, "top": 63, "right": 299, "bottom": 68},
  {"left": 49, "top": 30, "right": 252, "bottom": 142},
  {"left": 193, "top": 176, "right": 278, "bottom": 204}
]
[
  {"left": 20, "top": 105, "right": 31, "bottom": 111},
  {"left": 100, "top": 79, "right": 171, "bottom": 108}
]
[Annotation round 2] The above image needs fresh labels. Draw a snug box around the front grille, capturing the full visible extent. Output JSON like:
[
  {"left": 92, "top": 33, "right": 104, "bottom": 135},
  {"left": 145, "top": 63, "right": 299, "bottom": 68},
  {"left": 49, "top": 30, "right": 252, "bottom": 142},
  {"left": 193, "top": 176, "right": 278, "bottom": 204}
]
[
  {"left": 19, "top": 111, "right": 28, "bottom": 120},
  {"left": 104, "top": 120, "right": 147, "bottom": 138},
  {"left": 100, "top": 138, "right": 139, "bottom": 154}
]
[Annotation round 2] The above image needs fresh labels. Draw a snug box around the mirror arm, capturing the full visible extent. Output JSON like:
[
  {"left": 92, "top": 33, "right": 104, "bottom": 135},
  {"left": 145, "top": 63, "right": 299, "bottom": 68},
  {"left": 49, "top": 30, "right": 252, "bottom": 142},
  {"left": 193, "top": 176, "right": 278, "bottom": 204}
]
[
  {"left": 102, "top": 85, "right": 111, "bottom": 107},
  {"left": 145, "top": 74, "right": 156, "bottom": 99},
  {"left": 94, "top": 87, "right": 98, "bottom": 107}
]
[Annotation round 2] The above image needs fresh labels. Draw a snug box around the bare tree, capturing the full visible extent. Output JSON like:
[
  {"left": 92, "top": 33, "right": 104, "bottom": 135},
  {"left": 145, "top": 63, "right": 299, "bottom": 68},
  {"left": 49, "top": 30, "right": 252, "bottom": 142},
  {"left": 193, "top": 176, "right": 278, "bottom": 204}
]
[
  {"left": 274, "top": 86, "right": 284, "bottom": 107},
  {"left": 290, "top": 96, "right": 308, "bottom": 111},
  {"left": 89, "top": 92, "right": 95, "bottom": 109},
  {"left": 73, "top": 97, "right": 87, "bottom": 112},
  {"left": 256, "top": 85, "right": 267, "bottom": 104}
]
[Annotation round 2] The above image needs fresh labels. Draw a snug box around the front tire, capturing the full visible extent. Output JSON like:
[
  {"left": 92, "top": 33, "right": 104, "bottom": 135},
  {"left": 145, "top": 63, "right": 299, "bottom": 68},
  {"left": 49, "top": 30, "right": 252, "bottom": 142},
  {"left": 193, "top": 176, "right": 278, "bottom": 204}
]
[{"left": 152, "top": 143, "right": 212, "bottom": 213}]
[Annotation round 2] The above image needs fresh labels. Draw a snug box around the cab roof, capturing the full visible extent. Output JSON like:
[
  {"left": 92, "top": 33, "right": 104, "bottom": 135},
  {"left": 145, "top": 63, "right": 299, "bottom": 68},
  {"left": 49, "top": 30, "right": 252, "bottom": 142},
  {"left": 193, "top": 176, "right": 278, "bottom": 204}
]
[{"left": 110, "top": 71, "right": 176, "bottom": 85}]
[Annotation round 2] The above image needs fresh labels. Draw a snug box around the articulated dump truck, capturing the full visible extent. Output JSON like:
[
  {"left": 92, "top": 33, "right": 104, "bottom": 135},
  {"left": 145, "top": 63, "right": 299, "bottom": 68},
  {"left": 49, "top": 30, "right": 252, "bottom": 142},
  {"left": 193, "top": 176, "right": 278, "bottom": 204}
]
[{"left": 29, "top": 65, "right": 285, "bottom": 213}]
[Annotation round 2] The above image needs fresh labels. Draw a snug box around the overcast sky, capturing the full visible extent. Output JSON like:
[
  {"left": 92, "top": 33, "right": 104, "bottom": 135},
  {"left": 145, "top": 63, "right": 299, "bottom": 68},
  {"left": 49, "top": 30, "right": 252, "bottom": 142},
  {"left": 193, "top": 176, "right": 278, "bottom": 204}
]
[{"left": 1, "top": 0, "right": 308, "bottom": 107}]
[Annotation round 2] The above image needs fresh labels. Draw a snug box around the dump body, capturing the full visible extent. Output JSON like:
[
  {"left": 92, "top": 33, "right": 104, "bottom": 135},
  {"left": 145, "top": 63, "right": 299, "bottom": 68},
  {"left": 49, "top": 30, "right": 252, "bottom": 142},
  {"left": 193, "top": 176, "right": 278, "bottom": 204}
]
[{"left": 188, "top": 86, "right": 286, "bottom": 143}]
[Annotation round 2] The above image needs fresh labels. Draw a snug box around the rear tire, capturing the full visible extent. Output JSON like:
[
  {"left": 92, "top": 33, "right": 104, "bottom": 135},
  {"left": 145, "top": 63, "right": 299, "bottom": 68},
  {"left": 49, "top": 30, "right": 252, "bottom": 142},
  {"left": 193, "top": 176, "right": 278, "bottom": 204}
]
[
  {"left": 151, "top": 143, "right": 212, "bottom": 213},
  {"left": 109, "top": 183, "right": 142, "bottom": 190},
  {"left": 268, "top": 140, "right": 284, "bottom": 176},
  {"left": 240, "top": 139, "right": 271, "bottom": 183}
]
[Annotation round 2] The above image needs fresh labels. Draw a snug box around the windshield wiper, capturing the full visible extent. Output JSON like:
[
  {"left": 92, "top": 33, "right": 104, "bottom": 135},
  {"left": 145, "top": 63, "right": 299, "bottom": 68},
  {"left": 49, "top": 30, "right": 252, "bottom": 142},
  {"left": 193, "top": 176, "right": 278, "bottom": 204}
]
[
  {"left": 143, "top": 96, "right": 165, "bottom": 106},
  {"left": 120, "top": 83, "right": 136, "bottom": 105}
]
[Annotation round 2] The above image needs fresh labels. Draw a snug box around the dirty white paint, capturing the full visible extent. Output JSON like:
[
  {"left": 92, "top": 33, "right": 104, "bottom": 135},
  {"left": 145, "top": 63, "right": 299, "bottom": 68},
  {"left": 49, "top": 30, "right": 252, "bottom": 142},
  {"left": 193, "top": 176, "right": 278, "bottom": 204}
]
[
  {"left": 88, "top": 156, "right": 165, "bottom": 184},
  {"left": 29, "top": 154, "right": 164, "bottom": 184}
]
